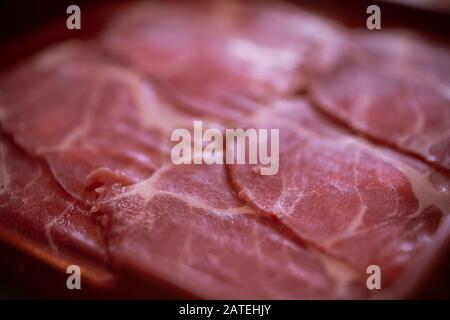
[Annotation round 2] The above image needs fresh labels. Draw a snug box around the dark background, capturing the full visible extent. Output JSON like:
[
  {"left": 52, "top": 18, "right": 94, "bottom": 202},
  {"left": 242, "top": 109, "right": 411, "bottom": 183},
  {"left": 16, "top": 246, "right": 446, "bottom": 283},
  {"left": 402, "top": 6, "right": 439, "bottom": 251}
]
[{"left": 0, "top": 0, "right": 449, "bottom": 46}]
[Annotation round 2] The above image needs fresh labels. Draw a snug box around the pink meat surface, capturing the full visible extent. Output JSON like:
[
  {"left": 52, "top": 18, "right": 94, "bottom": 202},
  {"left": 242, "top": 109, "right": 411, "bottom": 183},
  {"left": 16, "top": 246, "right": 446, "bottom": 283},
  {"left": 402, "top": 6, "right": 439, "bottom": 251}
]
[
  {"left": 0, "top": 45, "right": 181, "bottom": 202},
  {"left": 0, "top": 42, "right": 366, "bottom": 299},
  {"left": 0, "top": 134, "right": 108, "bottom": 265},
  {"left": 227, "top": 99, "right": 450, "bottom": 286},
  {"left": 102, "top": 1, "right": 343, "bottom": 120},
  {"left": 0, "top": 0, "right": 449, "bottom": 299},
  {"left": 97, "top": 163, "right": 367, "bottom": 299},
  {"left": 309, "top": 31, "right": 450, "bottom": 170}
]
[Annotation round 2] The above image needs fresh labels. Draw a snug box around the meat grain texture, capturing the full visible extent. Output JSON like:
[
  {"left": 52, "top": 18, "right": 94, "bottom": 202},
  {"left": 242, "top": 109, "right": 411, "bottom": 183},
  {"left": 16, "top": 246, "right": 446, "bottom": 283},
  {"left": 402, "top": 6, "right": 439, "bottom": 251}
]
[{"left": 0, "top": 1, "right": 449, "bottom": 299}]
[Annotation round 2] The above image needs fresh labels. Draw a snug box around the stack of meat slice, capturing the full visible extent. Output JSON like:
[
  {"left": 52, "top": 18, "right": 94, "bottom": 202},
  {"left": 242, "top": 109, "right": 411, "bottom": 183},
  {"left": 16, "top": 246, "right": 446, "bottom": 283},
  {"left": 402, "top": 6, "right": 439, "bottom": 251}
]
[
  {"left": 0, "top": 0, "right": 449, "bottom": 298},
  {"left": 309, "top": 30, "right": 450, "bottom": 170}
]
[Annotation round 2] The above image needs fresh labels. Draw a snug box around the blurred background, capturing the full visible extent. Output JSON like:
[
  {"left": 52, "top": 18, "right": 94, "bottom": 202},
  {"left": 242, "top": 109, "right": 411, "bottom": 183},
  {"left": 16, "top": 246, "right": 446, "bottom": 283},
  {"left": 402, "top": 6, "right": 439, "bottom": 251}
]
[{"left": 0, "top": 0, "right": 449, "bottom": 61}]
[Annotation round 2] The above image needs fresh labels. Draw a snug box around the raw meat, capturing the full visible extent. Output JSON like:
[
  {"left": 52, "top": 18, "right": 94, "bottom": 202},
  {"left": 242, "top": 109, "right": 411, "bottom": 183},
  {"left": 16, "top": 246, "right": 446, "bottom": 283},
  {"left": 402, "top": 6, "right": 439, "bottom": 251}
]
[
  {"left": 228, "top": 99, "right": 450, "bottom": 286},
  {"left": 0, "top": 44, "right": 185, "bottom": 201},
  {"left": 0, "top": 41, "right": 369, "bottom": 299},
  {"left": 96, "top": 163, "right": 366, "bottom": 299},
  {"left": 0, "top": 0, "right": 449, "bottom": 299},
  {"left": 102, "top": 1, "right": 343, "bottom": 120},
  {"left": 309, "top": 31, "right": 450, "bottom": 170},
  {"left": 353, "top": 31, "right": 450, "bottom": 87},
  {"left": 0, "top": 134, "right": 108, "bottom": 266}
]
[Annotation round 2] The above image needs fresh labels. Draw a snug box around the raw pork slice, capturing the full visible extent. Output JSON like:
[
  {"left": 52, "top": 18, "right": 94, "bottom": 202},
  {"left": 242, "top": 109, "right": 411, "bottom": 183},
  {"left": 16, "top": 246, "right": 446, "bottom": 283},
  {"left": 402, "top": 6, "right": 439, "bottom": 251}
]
[
  {"left": 353, "top": 31, "right": 450, "bottom": 87},
  {"left": 228, "top": 99, "right": 450, "bottom": 287},
  {"left": 0, "top": 43, "right": 367, "bottom": 299},
  {"left": 1, "top": 0, "right": 449, "bottom": 299},
  {"left": 102, "top": 1, "right": 343, "bottom": 120},
  {"left": 309, "top": 31, "right": 450, "bottom": 170},
  {"left": 2, "top": 39, "right": 447, "bottom": 298},
  {"left": 0, "top": 134, "right": 108, "bottom": 266},
  {"left": 0, "top": 43, "right": 200, "bottom": 202},
  {"left": 96, "top": 163, "right": 366, "bottom": 299}
]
